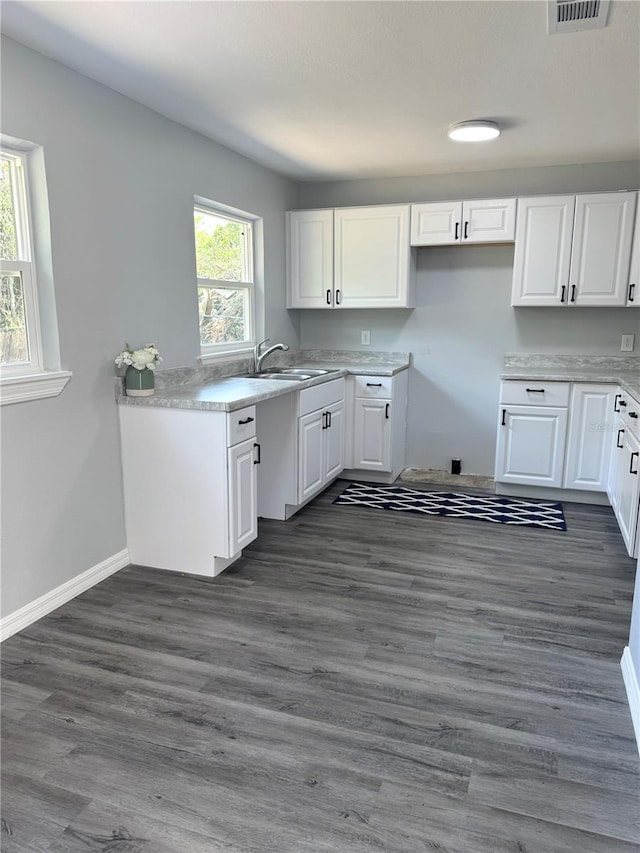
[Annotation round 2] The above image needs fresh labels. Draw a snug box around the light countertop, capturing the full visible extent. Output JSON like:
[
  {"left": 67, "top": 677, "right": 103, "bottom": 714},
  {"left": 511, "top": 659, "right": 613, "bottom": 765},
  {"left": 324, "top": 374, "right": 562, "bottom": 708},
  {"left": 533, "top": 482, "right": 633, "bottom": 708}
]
[
  {"left": 500, "top": 355, "right": 640, "bottom": 403},
  {"left": 118, "top": 355, "right": 410, "bottom": 413}
]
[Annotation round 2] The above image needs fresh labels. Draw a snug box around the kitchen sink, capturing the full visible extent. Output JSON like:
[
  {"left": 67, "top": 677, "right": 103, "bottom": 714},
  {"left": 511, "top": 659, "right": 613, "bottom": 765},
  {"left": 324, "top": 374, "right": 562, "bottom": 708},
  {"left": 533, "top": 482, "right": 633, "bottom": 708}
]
[
  {"left": 239, "top": 372, "right": 312, "bottom": 381},
  {"left": 238, "top": 367, "right": 338, "bottom": 381}
]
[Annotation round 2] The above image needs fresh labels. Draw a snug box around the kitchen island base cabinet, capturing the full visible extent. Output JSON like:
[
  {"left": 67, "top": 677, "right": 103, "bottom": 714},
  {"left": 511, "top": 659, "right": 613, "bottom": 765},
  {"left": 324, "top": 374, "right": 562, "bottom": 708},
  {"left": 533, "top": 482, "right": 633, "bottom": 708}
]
[{"left": 119, "top": 404, "right": 258, "bottom": 578}]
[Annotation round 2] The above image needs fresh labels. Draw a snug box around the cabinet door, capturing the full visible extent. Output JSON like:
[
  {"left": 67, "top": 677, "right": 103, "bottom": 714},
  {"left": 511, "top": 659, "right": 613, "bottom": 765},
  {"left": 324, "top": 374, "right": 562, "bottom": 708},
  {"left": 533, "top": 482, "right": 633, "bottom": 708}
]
[
  {"left": 462, "top": 198, "right": 516, "bottom": 243},
  {"left": 564, "top": 385, "right": 616, "bottom": 492},
  {"left": 353, "top": 398, "right": 392, "bottom": 471},
  {"left": 324, "top": 400, "right": 345, "bottom": 481},
  {"left": 287, "top": 209, "right": 334, "bottom": 308},
  {"left": 613, "top": 429, "right": 640, "bottom": 557},
  {"left": 410, "top": 201, "right": 462, "bottom": 246},
  {"left": 298, "top": 409, "right": 324, "bottom": 502},
  {"left": 335, "top": 206, "right": 412, "bottom": 308},
  {"left": 227, "top": 437, "right": 258, "bottom": 556},
  {"left": 511, "top": 196, "right": 575, "bottom": 306},
  {"left": 495, "top": 405, "right": 568, "bottom": 487},
  {"left": 569, "top": 192, "right": 636, "bottom": 306},
  {"left": 627, "top": 195, "right": 640, "bottom": 307}
]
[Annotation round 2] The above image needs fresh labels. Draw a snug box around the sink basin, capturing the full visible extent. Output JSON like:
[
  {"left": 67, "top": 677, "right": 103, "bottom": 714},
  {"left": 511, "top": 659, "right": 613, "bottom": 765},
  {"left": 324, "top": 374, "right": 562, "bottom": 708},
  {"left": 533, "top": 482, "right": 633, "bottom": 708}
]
[
  {"left": 278, "top": 368, "right": 334, "bottom": 376},
  {"left": 238, "top": 367, "right": 339, "bottom": 381},
  {"left": 240, "top": 372, "right": 312, "bottom": 381}
]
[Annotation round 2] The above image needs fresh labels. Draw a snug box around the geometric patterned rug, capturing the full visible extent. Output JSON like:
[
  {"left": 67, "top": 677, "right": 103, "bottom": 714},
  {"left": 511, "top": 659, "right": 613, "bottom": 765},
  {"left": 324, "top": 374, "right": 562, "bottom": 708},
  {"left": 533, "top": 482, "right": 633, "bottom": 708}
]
[{"left": 333, "top": 483, "right": 567, "bottom": 531}]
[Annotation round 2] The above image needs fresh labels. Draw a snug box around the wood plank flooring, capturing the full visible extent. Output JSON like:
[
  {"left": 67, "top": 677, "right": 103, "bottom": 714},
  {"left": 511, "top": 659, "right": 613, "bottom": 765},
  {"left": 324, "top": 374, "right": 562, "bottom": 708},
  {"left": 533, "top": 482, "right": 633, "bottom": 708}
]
[{"left": 2, "top": 479, "right": 639, "bottom": 852}]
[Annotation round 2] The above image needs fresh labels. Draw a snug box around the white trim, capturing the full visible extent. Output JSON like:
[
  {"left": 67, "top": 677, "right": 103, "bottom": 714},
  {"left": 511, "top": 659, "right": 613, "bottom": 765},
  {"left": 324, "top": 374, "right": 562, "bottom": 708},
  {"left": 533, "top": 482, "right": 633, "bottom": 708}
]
[
  {"left": 0, "top": 548, "right": 129, "bottom": 641},
  {"left": 197, "top": 348, "right": 253, "bottom": 365},
  {"left": 621, "top": 646, "right": 640, "bottom": 756},
  {"left": 0, "top": 368, "right": 72, "bottom": 405}
]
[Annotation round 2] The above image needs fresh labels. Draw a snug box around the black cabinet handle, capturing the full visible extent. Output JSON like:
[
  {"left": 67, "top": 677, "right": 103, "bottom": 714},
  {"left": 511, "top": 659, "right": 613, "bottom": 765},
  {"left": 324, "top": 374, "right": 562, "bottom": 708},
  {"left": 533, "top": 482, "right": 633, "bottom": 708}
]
[
  {"left": 385, "top": 403, "right": 390, "bottom": 419},
  {"left": 454, "top": 222, "right": 459, "bottom": 240},
  {"left": 336, "top": 289, "right": 341, "bottom": 305},
  {"left": 464, "top": 220, "right": 469, "bottom": 240},
  {"left": 570, "top": 285, "right": 576, "bottom": 303},
  {"left": 326, "top": 289, "right": 332, "bottom": 305},
  {"left": 614, "top": 394, "right": 627, "bottom": 412},
  {"left": 366, "top": 382, "right": 383, "bottom": 387},
  {"left": 630, "top": 451, "right": 639, "bottom": 475},
  {"left": 326, "top": 410, "right": 332, "bottom": 428},
  {"left": 238, "top": 417, "right": 254, "bottom": 425},
  {"left": 561, "top": 285, "right": 566, "bottom": 303},
  {"left": 617, "top": 429, "right": 625, "bottom": 448},
  {"left": 321, "top": 412, "right": 327, "bottom": 430},
  {"left": 629, "top": 283, "right": 636, "bottom": 302},
  {"left": 253, "top": 442, "right": 261, "bottom": 465},
  {"left": 526, "top": 388, "right": 545, "bottom": 393},
  {"left": 630, "top": 412, "right": 638, "bottom": 419},
  {"left": 501, "top": 408, "right": 507, "bottom": 426}
]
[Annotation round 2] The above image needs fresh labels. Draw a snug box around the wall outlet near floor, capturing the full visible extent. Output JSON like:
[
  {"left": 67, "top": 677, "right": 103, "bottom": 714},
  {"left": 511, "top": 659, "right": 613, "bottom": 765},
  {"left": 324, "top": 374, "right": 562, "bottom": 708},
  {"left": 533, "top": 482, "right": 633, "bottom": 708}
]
[
  {"left": 360, "top": 330, "right": 371, "bottom": 346},
  {"left": 621, "top": 334, "right": 635, "bottom": 352}
]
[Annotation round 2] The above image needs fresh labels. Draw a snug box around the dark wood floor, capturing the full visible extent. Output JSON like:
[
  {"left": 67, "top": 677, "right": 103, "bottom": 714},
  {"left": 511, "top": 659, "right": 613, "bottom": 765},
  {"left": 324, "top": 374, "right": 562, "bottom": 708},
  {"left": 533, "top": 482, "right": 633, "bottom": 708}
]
[{"left": 2, "top": 479, "right": 639, "bottom": 852}]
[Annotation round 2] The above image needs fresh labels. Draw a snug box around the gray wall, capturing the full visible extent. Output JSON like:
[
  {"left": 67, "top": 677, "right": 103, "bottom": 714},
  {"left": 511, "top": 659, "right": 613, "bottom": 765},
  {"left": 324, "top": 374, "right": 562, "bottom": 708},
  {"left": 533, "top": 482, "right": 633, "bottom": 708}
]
[
  {"left": 0, "top": 37, "right": 298, "bottom": 618},
  {"left": 298, "top": 166, "right": 640, "bottom": 475}
]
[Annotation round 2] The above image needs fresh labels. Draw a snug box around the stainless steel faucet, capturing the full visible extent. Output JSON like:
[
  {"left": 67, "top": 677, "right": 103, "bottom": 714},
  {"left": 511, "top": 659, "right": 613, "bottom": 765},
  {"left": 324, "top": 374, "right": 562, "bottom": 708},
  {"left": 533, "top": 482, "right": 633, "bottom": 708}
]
[{"left": 254, "top": 338, "right": 290, "bottom": 372}]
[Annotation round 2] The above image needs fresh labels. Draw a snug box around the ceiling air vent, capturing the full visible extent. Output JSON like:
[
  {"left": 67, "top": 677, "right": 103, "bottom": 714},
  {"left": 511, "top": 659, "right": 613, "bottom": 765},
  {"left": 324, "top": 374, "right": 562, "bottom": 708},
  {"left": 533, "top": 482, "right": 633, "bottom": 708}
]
[{"left": 548, "top": 0, "right": 610, "bottom": 33}]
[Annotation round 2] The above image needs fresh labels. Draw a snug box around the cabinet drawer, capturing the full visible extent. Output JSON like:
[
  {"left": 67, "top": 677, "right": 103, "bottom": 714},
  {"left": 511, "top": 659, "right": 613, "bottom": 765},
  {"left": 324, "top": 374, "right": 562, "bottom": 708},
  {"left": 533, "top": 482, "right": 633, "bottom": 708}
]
[
  {"left": 617, "top": 390, "right": 640, "bottom": 440},
  {"left": 227, "top": 406, "right": 257, "bottom": 446},
  {"left": 500, "top": 381, "right": 570, "bottom": 407},
  {"left": 354, "top": 375, "right": 393, "bottom": 398},
  {"left": 299, "top": 378, "right": 344, "bottom": 417}
]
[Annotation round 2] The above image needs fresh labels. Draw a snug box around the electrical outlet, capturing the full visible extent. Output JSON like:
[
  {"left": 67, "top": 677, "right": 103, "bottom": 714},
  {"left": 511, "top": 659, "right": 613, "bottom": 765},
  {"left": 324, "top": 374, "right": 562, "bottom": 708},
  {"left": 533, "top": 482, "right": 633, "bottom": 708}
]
[
  {"left": 621, "top": 334, "right": 635, "bottom": 352},
  {"left": 360, "top": 330, "right": 371, "bottom": 346}
]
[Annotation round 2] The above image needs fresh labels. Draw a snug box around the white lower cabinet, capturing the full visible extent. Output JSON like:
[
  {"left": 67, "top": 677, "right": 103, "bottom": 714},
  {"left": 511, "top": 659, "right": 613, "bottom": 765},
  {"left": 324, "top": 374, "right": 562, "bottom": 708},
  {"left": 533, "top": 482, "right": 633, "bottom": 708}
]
[
  {"left": 345, "top": 370, "right": 408, "bottom": 482},
  {"left": 298, "top": 398, "right": 345, "bottom": 503},
  {"left": 608, "top": 390, "right": 640, "bottom": 557},
  {"left": 353, "top": 398, "right": 392, "bottom": 471},
  {"left": 119, "top": 404, "right": 259, "bottom": 577},
  {"left": 563, "top": 384, "right": 616, "bottom": 491},
  {"left": 228, "top": 437, "right": 259, "bottom": 554},
  {"left": 495, "top": 404, "right": 568, "bottom": 487}
]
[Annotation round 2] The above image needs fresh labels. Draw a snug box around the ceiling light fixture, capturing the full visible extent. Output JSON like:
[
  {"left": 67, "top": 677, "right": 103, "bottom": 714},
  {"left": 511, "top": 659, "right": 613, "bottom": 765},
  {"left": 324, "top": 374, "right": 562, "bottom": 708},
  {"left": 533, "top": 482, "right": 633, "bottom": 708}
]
[{"left": 447, "top": 121, "right": 501, "bottom": 142}]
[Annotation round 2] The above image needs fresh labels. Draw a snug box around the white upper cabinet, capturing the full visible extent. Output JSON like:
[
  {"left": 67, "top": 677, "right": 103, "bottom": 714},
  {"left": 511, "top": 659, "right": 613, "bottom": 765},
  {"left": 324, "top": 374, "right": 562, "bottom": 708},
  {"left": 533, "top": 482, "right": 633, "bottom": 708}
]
[
  {"left": 626, "top": 196, "right": 640, "bottom": 307},
  {"left": 410, "top": 201, "right": 461, "bottom": 245},
  {"left": 511, "top": 191, "right": 637, "bottom": 307},
  {"left": 410, "top": 198, "right": 516, "bottom": 246},
  {"left": 511, "top": 196, "right": 575, "bottom": 306},
  {"left": 287, "top": 205, "right": 414, "bottom": 309},
  {"left": 334, "top": 205, "right": 414, "bottom": 308},
  {"left": 569, "top": 192, "right": 636, "bottom": 306},
  {"left": 287, "top": 209, "right": 334, "bottom": 308}
]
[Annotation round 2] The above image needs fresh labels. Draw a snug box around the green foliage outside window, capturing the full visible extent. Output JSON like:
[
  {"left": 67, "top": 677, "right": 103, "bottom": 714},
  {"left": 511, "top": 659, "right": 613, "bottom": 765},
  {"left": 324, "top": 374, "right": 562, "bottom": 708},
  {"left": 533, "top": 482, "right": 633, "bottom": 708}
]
[{"left": 194, "top": 211, "right": 251, "bottom": 345}]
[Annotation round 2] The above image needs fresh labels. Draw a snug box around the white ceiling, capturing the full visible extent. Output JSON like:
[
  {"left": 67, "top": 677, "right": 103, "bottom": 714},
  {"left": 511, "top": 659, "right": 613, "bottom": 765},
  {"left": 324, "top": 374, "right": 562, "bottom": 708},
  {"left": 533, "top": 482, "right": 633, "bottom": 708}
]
[{"left": 2, "top": 0, "right": 639, "bottom": 181}]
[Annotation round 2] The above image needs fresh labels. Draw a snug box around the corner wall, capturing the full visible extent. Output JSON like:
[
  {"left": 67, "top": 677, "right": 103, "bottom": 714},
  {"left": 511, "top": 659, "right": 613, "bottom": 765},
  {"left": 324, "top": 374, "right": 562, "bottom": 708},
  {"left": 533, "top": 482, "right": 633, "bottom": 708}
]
[{"left": 0, "top": 37, "right": 298, "bottom": 619}]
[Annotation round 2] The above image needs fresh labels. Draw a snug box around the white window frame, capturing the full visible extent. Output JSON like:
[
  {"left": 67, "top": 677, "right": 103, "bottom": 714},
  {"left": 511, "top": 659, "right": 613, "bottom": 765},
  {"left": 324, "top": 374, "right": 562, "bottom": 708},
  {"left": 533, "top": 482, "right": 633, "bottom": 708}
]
[
  {"left": 1, "top": 151, "right": 44, "bottom": 375},
  {"left": 0, "top": 139, "right": 70, "bottom": 405},
  {"left": 194, "top": 201, "right": 260, "bottom": 362}
]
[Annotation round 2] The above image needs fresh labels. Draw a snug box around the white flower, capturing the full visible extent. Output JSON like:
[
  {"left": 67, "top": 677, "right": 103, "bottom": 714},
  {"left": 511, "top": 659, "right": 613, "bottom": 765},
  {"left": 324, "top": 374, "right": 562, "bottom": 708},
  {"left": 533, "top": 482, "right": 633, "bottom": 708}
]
[{"left": 115, "top": 343, "right": 162, "bottom": 371}]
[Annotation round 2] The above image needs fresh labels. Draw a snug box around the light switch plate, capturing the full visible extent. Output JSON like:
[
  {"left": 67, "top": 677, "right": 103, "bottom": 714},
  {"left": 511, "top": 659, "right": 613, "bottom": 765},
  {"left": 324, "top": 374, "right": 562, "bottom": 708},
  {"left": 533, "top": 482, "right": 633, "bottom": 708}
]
[
  {"left": 621, "top": 334, "right": 635, "bottom": 352},
  {"left": 360, "top": 330, "right": 371, "bottom": 346}
]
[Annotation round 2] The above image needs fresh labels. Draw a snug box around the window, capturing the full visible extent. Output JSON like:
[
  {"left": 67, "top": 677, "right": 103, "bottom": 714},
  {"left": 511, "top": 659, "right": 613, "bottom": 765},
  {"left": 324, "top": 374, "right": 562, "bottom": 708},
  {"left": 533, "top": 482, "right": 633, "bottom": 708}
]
[
  {"left": 194, "top": 204, "right": 255, "bottom": 357},
  {"left": 0, "top": 138, "right": 70, "bottom": 405},
  {"left": 0, "top": 150, "right": 42, "bottom": 371}
]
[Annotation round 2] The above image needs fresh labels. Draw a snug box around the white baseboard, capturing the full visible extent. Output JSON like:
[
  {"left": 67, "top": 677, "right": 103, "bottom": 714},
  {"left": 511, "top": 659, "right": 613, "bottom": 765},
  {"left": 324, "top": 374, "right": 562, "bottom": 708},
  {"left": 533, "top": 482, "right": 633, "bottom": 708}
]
[
  {"left": 621, "top": 646, "right": 640, "bottom": 756},
  {"left": 0, "top": 548, "right": 130, "bottom": 642}
]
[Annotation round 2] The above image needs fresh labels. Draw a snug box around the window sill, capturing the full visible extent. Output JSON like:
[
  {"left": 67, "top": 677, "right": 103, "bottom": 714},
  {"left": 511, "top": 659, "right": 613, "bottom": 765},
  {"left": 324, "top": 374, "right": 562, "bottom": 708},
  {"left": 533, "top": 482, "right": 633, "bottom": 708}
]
[
  {"left": 0, "top": 369, "right": 73, "bottom": 406},
  {"left": 197, "top": 348, "right": 253, "bottom": 365}
]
